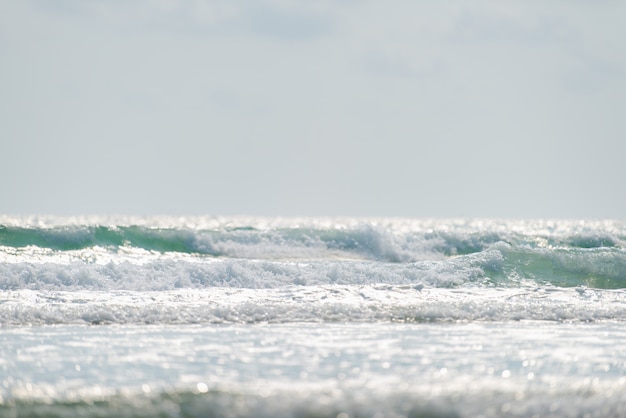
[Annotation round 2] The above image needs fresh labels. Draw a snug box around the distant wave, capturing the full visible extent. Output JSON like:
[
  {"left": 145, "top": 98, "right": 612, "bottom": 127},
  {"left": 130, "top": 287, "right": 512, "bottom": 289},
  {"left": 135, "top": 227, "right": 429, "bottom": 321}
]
[
  {"left": 1, "top": 217, "right": 624, "bottom": 262},
  {"left": 1, "top": 217, "right": 626, "bottom": 326}
]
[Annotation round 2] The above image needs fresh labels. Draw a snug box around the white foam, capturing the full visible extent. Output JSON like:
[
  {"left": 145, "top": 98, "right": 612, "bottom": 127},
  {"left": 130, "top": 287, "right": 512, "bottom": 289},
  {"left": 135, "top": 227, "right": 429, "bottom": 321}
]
[
  {"left": 2, "top": 285, "right": 626, "bottom": 326},
  {"left": 0, "top": 248, "right": 503, "bottom": 291}
]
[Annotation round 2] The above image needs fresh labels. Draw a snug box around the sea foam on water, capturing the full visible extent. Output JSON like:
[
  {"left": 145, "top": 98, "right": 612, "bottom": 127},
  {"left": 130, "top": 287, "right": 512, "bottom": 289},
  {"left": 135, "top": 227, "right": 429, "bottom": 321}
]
[{"left": 1, "top": 217, "right": 626, "bottom": 417}]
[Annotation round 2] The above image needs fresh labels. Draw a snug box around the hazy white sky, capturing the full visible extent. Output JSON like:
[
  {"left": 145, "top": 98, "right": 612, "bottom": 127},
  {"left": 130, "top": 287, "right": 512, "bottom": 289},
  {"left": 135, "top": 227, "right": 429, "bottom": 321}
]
[{"left": 1, "top": 0, "right": 625, "bottom": 218}]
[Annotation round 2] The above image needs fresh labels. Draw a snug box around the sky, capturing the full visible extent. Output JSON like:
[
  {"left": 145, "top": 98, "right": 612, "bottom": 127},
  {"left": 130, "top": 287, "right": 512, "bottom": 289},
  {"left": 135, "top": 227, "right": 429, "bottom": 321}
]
[{"left": 1, "top": 0, "right": 625, "bottom": 219}]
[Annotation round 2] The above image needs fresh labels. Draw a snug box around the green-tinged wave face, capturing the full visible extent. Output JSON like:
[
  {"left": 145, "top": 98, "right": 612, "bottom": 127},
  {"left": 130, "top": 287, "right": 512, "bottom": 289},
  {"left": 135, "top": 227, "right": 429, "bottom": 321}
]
[
  {"left": 0, "top": 226, "right": 201, "bottom": 254},
  {"left": 495, "top": 246, "right": 626, "bottom": 289}
]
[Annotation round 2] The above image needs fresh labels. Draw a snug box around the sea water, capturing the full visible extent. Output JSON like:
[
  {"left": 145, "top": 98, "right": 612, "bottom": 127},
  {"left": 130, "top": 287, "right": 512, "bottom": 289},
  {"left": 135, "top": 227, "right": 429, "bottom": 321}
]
[{"left": 1, "top": 216, "right": 626, "bottom": 417}]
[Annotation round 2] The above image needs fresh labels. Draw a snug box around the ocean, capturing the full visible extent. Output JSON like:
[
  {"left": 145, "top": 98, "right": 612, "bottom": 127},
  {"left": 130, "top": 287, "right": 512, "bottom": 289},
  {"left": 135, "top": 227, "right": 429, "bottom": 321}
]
[{"left": 1, "top": 216, "right": 626, "bottom": 417}]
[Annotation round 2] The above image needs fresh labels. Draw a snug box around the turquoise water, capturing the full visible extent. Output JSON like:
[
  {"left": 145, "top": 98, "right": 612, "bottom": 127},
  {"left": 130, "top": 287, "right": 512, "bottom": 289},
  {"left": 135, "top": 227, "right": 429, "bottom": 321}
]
[{"left": 1, "top": 217, "right": 626, "bottom": 417}]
